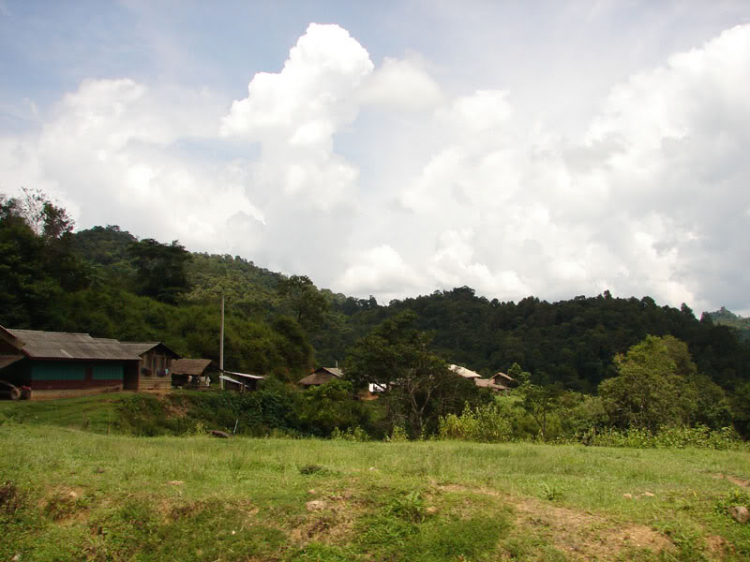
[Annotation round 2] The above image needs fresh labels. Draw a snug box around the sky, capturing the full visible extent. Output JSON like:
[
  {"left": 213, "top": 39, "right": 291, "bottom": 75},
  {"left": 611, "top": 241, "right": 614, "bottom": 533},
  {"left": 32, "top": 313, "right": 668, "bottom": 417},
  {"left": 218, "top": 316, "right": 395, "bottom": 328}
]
[{"left": 1, "top": 0, "right": 750, "bottom": 314}]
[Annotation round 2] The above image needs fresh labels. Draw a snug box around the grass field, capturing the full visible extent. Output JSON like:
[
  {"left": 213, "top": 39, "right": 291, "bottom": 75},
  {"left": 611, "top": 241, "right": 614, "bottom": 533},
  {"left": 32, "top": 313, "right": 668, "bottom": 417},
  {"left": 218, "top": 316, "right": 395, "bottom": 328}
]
[{"left": 1, "top": 397, "right": 750, "bottom": 561}]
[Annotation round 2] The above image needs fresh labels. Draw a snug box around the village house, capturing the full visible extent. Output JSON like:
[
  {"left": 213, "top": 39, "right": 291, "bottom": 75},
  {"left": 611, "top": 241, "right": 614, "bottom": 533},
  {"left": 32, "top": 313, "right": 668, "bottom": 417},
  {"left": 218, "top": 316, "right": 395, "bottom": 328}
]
[
  {"left": 298, "top": 366, "right": 344, "bottom": 388},
  {"left": 450, "top": 364, "right": 510, "bottom": 393},
  {"left": 220, "top": 370, "right": 264, "bottom": 393},
  {"left": 0, "top": 326, "right": 140, "bottom": 400},
  {"left": 491, "top": 371, "right": 519, "bottom": 388},
  {"left": 119, "top": 342, "right": 181, "bottom": 392},
  {"left": 170, "top": 358, "right": 215, "bottom": 388}
]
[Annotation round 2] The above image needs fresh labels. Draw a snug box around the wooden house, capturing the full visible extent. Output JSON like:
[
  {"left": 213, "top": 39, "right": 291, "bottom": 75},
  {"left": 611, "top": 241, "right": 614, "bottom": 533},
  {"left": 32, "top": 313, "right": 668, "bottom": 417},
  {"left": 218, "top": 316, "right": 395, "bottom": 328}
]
[
  {"left": 491, "top": 371, "right": 519, "bottom": 389},
  {"left": 0, "top": 326, "right": 140, "bottom": 400},
  {"left": 298, "top": 367, "right": 344, "bottom": 388},
  {"left": 170, "top": 358, "right": 215, "bottom": 388},
  {"left": 220, "top": 371, "right": 264, "bottom": 393},
  {"left": 119, "top": 342, "right": 181, "bottom": 392},
  {"left": 474, "top": 377, "right": 509, "bottom": 393}
]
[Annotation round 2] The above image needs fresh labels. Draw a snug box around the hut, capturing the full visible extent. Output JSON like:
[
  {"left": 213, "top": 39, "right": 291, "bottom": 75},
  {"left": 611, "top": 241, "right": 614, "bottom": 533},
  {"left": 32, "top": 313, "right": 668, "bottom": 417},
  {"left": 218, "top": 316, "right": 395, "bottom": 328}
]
[
  {"left": 474, "top": 377, "right": 509, "bottom": 393},
  {"left": 170, "top": 358, "right": 215, "bottom": 388},
  {"left": 298, "top": 367, "right": 344, "bottom": 388},
  {"left": 119, "top": 342, "right": 181, "bottom": 392},
  {"left": 219, "top": 371, "right": 264, "bottom": 393},
  {"left": 491, "top": 371, "right": 519, "bottom": 388},
  {"left": 0, "top": 325, "right": 140, "bottom": 400}
]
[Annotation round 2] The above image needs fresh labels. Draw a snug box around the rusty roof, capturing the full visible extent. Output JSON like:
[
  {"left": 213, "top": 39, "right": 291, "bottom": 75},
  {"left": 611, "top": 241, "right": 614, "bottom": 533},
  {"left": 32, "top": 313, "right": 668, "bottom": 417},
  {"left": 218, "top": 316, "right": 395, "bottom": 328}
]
[
  {"left": 6, "top": 329, "right": 141, "bottom": 361},
  {"left": 172, "top": 358, "right": 214, "bottom": 376},
  {"left": 120, "top": 341, "right": 181, "bottom": 359}
]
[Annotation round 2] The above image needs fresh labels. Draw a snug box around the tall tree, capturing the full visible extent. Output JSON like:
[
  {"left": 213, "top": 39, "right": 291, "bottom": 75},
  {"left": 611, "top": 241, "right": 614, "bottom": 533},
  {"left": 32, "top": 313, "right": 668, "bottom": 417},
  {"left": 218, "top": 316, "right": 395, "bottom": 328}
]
[
  {"left": 276, "top": 274, "right": 328, "bottom": 329},
  {"left": 128, "top": 239, "right": 192, "bottom": 304},
  {"left": 598, "top": 335, "right": 703, "bottom": 431},
  {"left": 345, "top": 311, "right": 484, "bottom": 438}
]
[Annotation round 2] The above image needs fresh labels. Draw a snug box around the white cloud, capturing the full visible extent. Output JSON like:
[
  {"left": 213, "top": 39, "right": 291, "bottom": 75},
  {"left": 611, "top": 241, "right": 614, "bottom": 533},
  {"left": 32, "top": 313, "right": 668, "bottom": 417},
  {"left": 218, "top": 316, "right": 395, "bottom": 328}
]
[
  {"left": 337, "top": 245, "right": 425, "bottom": 302},
  {"left": 358, "top": 55, "right": 442, "bottom": 110},
  {"left": 2, "top": 20, "right": 750, "bottom": 313}
]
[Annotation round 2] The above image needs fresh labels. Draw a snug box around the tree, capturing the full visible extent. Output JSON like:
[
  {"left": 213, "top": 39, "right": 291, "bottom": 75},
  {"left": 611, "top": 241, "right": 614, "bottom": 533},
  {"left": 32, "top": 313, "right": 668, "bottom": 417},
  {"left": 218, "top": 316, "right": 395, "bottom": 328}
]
[
  {"left": 345, "top": 311, "right": 483, "bottom": 438},
  {"left": 598, "top": 335, "right": 703, "bottom": 431},
  {"left": 128, "top": 238, "right": 192, "bottom": 304},
  {"left": 276, "top": 275, "right": 328, "bottom": 329},
  {"left": 0, "top": 191, "right": 89, "bottom": 326},
  {"left": 511, "top": 362, "right": 563, "bottom": 441}
]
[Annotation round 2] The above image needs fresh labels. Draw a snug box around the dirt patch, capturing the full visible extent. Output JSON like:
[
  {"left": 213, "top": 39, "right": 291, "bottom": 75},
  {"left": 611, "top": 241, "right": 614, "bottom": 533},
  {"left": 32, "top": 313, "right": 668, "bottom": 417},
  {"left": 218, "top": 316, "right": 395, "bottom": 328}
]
[
  {"left": 713, "top": 473, "right": 750, "bottom": 487},
  {"left": 434, "top": 483, "right": 672, "bottom": 561},
  {"left": 705, "top": 534, "right": 735, "bottom": 558},
  {"left": 508, "top": 497, "right": 672, "bottom": 560},
  {"left": 290, "top": 489, "right": 360, "bottom": 545},
  {"left": 43, "top": 486, "right": 88, "bottom": 522}
]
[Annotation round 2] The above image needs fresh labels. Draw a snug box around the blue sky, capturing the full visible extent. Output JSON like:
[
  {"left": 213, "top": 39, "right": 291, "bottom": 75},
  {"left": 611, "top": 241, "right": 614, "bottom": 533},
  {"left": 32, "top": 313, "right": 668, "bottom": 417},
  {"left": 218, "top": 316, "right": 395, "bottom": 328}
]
[{"left": 2, "top": 0, "right": 750, "bottom": 313}]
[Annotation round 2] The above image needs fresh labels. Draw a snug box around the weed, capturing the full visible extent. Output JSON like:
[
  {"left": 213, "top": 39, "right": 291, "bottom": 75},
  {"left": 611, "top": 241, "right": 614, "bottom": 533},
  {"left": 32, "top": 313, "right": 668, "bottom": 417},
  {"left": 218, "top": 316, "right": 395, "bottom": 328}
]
[
  {"left": 388, "top": 490, "right": 426, "bottom": 523},
  {"left": 539, "top": 482, "right": 564, "bottom": 502},
  {"left": 300, "top": 464, "right": 331, "bottom": 475}
]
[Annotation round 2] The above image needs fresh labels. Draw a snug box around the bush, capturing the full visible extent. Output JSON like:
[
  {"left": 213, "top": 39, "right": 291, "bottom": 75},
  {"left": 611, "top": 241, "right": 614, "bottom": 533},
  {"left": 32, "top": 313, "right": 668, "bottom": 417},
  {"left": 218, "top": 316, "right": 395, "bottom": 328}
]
[
  {"left": 438, "top": 403, "right": 513, "bottom": 443},
  {"left": 586, "top": 425, "right": 747, "bottom": 450}
]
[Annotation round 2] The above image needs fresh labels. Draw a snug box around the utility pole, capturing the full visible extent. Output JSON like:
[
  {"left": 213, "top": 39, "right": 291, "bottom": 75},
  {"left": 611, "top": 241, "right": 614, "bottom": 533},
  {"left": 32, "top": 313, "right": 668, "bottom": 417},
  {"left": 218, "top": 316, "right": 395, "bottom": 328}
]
[{"left": 219, "top": 294, "right": 225, "bottom": 390}]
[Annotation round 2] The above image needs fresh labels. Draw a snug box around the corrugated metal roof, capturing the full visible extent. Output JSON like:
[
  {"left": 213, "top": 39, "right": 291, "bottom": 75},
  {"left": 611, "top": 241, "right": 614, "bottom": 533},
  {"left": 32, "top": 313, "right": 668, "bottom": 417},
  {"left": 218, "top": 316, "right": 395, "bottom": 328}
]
[
  {"left": 299, "top": 371, "right": 339, "bottom": 386},
  {"left": 172, "top": 358, "right": 213, "bottom": 376},
  {"left": 119, "top": 342, "right": 181, "bottom": 358},
  {"left": 449, "top": 364, "right": 481, "bottom": 379},
  {"left": 224, "top": 370, "right": 264, "bottom": 381},
  {"left": 7, "top": 329, "right": 141, "bottom": 361},
  {"left": 316, "top": 367, "right": 344, "bottom": 378}
]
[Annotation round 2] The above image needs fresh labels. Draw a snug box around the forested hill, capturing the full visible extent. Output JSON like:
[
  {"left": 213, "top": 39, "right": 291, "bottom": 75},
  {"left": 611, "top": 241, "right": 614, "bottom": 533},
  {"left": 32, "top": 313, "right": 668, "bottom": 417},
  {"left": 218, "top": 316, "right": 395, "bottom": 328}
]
[
  {"left": 708, "top": 307, "right": 750, "bottom": 341},
  {"left": 2, "top": 191, "right": 749, "bottom": 393}
]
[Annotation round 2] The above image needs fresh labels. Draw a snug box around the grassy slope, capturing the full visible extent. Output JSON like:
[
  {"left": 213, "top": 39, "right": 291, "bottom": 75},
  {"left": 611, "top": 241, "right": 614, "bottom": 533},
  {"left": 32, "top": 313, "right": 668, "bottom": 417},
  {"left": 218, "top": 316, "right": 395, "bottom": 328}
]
[
  {"left": 2, "top": 419, "right": 750, "bottom": 561},
  {"left": 0, "top": 393, "right": 128, "bottom": 433}
]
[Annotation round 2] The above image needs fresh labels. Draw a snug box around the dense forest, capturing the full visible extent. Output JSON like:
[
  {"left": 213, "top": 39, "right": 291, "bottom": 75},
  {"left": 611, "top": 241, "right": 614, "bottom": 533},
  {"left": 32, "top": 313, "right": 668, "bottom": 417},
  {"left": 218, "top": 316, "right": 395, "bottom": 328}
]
[{"left": 2, "top": 190, "right": 750, "bottom": 438}]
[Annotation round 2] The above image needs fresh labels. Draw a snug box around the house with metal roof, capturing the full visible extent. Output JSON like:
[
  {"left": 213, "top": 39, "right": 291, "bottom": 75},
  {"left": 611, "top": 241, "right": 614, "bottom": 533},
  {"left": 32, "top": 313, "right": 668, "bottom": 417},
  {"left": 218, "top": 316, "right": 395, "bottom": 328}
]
[
  {"left": 119, "top": 342, "right": 181, "bottom": 392},
  {"left": 171, "top": 358, "right": 215, "bottom": 388},
  {"left": 298, "top": 366, "right": 344, "bottom": 387},
  {"left": 0, "top": 325, "right": 141, "bottom": 400}
]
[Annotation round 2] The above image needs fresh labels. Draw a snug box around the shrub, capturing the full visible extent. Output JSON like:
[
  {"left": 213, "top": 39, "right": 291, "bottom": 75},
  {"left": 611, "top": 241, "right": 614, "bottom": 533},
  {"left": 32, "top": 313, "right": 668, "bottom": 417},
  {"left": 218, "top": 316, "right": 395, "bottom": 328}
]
[
  {"left": 438, "top": 403, "right": 513, "bottom": 443},
  {"left": 587, "top": 425, "right": 747, "bottom": 450}
]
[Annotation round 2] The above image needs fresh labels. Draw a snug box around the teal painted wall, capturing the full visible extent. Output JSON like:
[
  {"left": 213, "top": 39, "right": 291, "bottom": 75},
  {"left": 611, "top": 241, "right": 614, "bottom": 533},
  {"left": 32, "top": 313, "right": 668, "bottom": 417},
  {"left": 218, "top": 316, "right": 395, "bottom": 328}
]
[
  {"left": 30, "top": 362, "right": 124, "bottom": 381},
  {"left": 93, "top": 363, "right": 123, "bottom": 380},
  {"left": 32, "top": 362, "right": 85, "bottom": 381}
]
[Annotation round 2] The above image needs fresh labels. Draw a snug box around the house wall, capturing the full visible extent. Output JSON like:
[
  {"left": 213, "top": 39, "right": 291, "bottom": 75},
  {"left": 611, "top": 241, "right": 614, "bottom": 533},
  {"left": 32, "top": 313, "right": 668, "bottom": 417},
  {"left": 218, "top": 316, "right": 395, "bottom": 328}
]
[
  {"left": 137, "top": 350, "right": 173, "bottom": 392},
  {"left": 27, "top": 360, "right": 127, "bottom": 400}
]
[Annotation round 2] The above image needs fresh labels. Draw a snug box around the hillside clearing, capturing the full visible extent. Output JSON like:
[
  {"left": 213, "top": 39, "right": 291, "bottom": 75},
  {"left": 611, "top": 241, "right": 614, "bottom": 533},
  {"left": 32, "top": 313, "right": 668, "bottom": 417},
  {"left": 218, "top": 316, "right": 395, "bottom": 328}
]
[{"left": 1, "top": 423, "right": 749, "bottom": 561}]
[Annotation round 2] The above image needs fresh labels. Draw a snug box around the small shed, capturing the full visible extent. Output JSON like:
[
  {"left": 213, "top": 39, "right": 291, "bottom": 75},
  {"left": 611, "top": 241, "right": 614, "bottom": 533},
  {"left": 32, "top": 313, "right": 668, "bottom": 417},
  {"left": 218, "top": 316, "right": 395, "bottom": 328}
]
[
  {"left": 492, "top": 371, "right": 519, "bottom": 388},
  {"left": 474, "top": 378, "right": 509, "bottom": 393},
  {"left": 119, "top": 342, "right": 181, "bottom": 392},
  {"left": 298, "top": 367, "right": 344, "bottom": 388},
  {"left": 170, "top": 358, "right": 215, "bottom": 388},
  {"left": 220, "top": 370, "right": 264, "bottom": 393}
]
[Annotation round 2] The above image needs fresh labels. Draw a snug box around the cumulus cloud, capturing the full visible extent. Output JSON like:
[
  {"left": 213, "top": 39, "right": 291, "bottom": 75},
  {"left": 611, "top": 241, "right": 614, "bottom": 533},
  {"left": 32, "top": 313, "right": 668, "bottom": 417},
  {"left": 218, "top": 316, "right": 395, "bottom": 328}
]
[
  {"left": 220, "top": 23, "right": 373, "bottom": 211},
  {"left": 2, "top": 21, "right": 750, "bottom": 313},
  {"left": 338, "top": 245, "right": 425, "bottom": 303},
  {"left": 358, "top": 55, "right": 442, "bottom": 110}
]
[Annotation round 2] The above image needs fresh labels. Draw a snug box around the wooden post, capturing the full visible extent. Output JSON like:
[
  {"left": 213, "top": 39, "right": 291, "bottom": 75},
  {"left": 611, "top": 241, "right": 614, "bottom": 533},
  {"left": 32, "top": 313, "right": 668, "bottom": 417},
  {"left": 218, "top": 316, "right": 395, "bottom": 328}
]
[{"left": 219, "top": 294, "right": 225, "bottom": 390}]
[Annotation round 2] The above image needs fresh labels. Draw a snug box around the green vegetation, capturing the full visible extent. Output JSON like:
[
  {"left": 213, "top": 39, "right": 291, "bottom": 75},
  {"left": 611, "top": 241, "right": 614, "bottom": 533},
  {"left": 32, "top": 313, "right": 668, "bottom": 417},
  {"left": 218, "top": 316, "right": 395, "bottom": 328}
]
[{"left": 1, "top": 422, "right": 749, "bottom": 561}]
